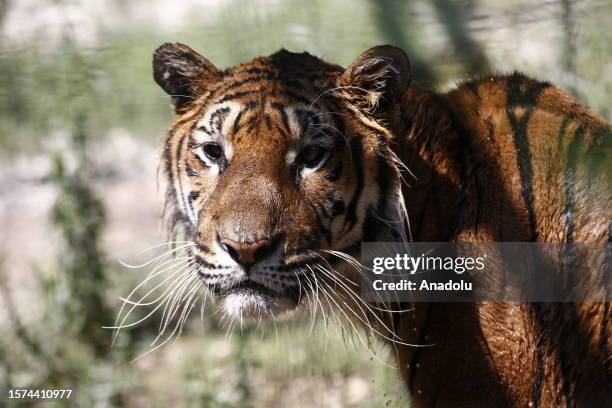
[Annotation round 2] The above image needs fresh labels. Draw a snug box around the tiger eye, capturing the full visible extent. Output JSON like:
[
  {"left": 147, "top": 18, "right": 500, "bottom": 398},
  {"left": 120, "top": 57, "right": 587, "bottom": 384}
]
[
  {"left": 202, "top": 142, "right": 223, "bottom": 162},
  {"left": 300, "top": 145, "right": 327, "bottom": 168}
]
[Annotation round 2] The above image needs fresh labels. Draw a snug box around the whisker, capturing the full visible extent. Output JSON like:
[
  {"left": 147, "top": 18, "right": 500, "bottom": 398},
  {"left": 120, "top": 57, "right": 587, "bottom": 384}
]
[
  {"left": 177, "top": 281, "right": 204, "bottom": 338},
  {"left": 131, "top": 281, "right": 198, "bottom": 363},
  {"left": 106, "top": 258, "right": 195, "bottom": 344},
  {"left": 314, "top": 265, "right": 416, "bottom": 345},
  {"left": 118, "top": 242, "right": 194, "bottom": 269},
  {"left": 311, "top": 271, "right": 392, "bottom": 366},
  {"left": 156, "top": 271, "right": 199, "bottom": 342},
  {"left": 312, "top": 251, "right": 415, "bottom": 313},
  {"left": 107, "top": 266, "right": 194, "bottom": 333}
]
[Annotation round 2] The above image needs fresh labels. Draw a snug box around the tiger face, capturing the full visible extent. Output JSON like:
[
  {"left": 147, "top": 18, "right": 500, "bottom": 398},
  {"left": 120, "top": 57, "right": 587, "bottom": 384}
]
[{"left": 153, "top": 43, "right": 411, "bottom": 320}]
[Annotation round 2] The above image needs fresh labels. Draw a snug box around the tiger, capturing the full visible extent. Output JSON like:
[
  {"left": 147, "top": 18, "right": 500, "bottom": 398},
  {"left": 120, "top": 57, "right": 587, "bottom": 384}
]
[{"left": 152, "top": 42, "right": 611, "bottom": 407}]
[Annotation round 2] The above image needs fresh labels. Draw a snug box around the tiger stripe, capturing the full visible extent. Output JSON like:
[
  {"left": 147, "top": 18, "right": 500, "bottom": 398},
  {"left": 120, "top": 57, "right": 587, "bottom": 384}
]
[{"left": 153, "top": 43, "right": 611, "bottom": 407}]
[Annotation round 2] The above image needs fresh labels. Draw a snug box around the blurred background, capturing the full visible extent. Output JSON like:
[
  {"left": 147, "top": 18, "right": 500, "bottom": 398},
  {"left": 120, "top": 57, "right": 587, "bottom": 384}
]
[{"left": 0, "top": 0, "right": 610, "bottom": 406}]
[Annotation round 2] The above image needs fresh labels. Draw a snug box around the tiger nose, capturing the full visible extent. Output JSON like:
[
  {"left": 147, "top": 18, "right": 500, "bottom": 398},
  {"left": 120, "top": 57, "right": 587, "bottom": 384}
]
[{"left": 220, "top": 238, "right": 273, "bottom": 267}]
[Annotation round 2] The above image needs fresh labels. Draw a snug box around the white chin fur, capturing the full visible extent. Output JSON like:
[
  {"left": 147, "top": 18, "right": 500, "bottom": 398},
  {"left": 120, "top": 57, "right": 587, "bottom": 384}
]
[{"left": 221, "top": 291, "right": 296, "bottom": 320}]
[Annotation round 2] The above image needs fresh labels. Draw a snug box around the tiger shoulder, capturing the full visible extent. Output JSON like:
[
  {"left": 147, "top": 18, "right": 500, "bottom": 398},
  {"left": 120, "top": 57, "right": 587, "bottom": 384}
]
[{"left": 396, "top": 71, "right": 610, "bottom": 244}]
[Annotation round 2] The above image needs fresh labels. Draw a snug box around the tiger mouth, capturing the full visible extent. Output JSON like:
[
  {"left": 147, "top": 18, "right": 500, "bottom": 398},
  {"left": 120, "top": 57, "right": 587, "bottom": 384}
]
[
  {"left": 211, "top": 278, "right": 302, "bottom": 304},
  {"left": 214, "top": 279, "right": 275, "bottom": 296}
]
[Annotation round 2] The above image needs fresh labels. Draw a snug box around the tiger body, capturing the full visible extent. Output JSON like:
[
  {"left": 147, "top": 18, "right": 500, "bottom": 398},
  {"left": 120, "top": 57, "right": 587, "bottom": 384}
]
[
  {"left": 152, "top": 43, "right": 611, "bottom": 407},
  {"left": 393, "top": 76, "right": 611, "bottom": 407}
]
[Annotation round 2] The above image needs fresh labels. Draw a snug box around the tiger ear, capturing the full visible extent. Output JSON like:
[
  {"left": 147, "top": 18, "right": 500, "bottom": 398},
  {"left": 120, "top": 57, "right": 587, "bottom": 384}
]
[
  {"left": 339, "top": 45, "right": 411, "bottom": 112},
  {"left": 153, "top": 43, "right": 221, "bottom": 112}
]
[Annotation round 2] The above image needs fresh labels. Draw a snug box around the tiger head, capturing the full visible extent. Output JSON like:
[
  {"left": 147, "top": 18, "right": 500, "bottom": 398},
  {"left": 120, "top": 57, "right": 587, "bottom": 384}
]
[{"left": 153, "top": 43, "right": 411, "bottom": 320}]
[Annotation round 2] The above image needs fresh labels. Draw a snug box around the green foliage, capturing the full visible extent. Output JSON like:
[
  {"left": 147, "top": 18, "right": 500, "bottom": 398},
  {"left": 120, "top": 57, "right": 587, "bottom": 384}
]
[{"left": 51, "top": 113, "right": 110, "bottom": 355}]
